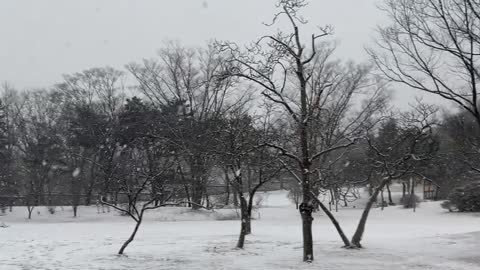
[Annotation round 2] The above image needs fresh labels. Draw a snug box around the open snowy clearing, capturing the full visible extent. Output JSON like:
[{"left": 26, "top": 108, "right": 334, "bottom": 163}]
[{"left": 1, "top": 191, "right": 480, "bottom": 270}]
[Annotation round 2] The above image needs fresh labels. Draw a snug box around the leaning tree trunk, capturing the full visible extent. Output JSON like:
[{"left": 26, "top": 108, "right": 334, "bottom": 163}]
[
  {"left": 118, "top": 216, "right": 143, "bottom": 255},
  {"left": 351, "top": 177, "right": 389, "bottom": 248},
  {"left": 316, "top": 198, "right": 351, "bottom": 247},
  {"left": 27, "top": 203, "right": 35, "bottom": 219}
]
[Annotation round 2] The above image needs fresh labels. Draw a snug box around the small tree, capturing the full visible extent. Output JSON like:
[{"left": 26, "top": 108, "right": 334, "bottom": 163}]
[
  {"left": 99, "top": 149, "right": 176, "bottom": 255},
  {"left": 216, "top": 112, "right": 283, "bottom": 249}
]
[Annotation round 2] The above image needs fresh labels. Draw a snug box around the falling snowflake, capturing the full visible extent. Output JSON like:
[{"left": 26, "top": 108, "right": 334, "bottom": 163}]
[{"left": 72, "top": 168, "right": 81, "bottom": 178}]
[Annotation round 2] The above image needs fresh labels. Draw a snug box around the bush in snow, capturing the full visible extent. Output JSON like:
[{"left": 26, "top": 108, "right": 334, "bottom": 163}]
[
  {"left": 214, "top": 211, "right": 240, "bottom": 221},
  {"left": 400, "top": 194, "right": 421, "bottom": 209},
  {"left": 254, "top": 195, "right": 264, "bottom": 208},
  {"left": 446, "top": 182, "right": 480, "bottom": 212},
  {"left": 440, "top": 200, "right": 456, "bottom": 212},
  {"left": 47, "top": 206, "right": 56, "bottom": 214}
]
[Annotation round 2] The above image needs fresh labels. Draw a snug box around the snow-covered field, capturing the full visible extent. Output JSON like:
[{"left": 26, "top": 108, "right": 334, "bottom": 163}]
[{"left": 1, "top": 190, "right": 480, "bottom": 270}]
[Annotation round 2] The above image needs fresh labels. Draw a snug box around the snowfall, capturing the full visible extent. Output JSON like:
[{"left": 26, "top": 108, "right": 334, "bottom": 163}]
[{"left": 1, "top": 190, "right": 480, "bottom": 270}]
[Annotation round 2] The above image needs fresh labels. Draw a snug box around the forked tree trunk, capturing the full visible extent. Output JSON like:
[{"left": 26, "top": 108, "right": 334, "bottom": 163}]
[
  {"left": 351, "top": 177, "right": 389, "bottom": 248},
  {"left": 27, "top": 205, "right": 34, "bottom": 219},
  {"left": 118, "top": 216, "right": 143, "bottom": 255}
]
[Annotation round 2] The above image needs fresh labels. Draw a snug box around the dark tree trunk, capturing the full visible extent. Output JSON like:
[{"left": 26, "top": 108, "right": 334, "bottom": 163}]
[
  {"left": 411, "top": 179, "right": 416, "bottom": 212},
  {"left": 402, "top": 182, "right": 406, "bottom": 201},
  {"left": 351, "top": 178, "right": 389, "bottom": 248},
  {"left": 85, "top": 187, "right": 92, "bottom": 206},
  {"left": 183, "top": 184, "right": 191, "bottom": 207},
  {"left": 381, "top": 189, "right": 385, "bottom": 211},
  {"left": 300, "top": 204, "right": 314, "bottom": 262},
  {"left": 246, "top": 193, "right": 256, "bottom": 235},
  {"left": 205, "top": 193, "right": 211, "bottom": 209},
  {"left": 73, "top": 205, "right": 78, "bottom": 217},
  {"left": 85, "top": 161, "right": 97, "bottom": 206},
  {"left": 233, "top": 189, "right": 239, "bottom": 208},
  {"left": 118, "top": 216, "right": 143, "bottom": 255},
  {"left": 300, "top": 170, "right": 314, "bottom": 262},
  {"left": 236, "top": 196, "right": 248, "bottom": 249},
  {"left": 335, "top": 190, "right": 339, "bottom": 213},
  {"left": 343, "top": 194, "right": 348, "bottom": 207},
  {"left": 191, "top": 178, "right": 204, "bottom": 210},
  {"left": 386, "top": 183, "right": 394, "bottom": 205},
  {"left": 225, "top": 182, "right": 230, "bottom": 206}
]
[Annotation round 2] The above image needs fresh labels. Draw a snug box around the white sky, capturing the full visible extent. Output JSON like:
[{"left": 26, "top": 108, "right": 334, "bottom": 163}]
[{"left": 0, "top": 0, "right": 447, "bottom": 109}]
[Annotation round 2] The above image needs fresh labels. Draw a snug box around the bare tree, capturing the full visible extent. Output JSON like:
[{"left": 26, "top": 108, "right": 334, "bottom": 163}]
[
  {"left": 127, "top": 42, "right": 240, "bottom": 209},
  {"left": 216, "top": 111, "right": 284, "bottom": 249},
  {"left": 370, "top": 0, "right": 480, "bottom": 126},
  {"left": 96, "top": 143, "right": 176, "bottom": 255},
  {"left": 217, "top": 0, "right": 338, "bottom": 262}
]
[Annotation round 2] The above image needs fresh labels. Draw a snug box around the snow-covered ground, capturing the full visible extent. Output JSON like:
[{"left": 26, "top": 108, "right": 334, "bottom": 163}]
[{"left": 1, "top": 190, "right": 480, "bottom": 270}]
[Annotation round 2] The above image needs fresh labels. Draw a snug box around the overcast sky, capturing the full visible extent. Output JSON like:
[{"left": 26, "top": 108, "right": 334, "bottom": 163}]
[{"left": 0, "top": 0, "right": 446, "bottom": 109}]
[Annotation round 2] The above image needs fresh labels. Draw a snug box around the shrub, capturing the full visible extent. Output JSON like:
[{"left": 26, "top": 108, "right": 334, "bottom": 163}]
[
  {"left": 254, "top": 195, "right": 264, "bottom": 208},
  {"left": 446, "top": 182, "right": 480, "bottom": 212},
  {"left": 400, "top": 194, "right": 421, "bottom": 208},
  {"left": 0, "top": 205, "right": 6, "bottom": 215},
  {"left": 440, "top": 200, "right": 455, "bottom": 212},
  {"left": 47, "top": 206, "right": 56, "bottom": 214},
  {"left": 214, "top": 211, "right": 240, "bottom": 221}
]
